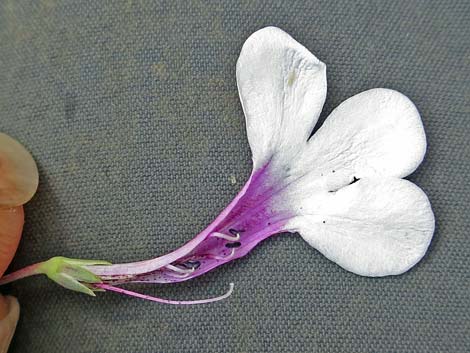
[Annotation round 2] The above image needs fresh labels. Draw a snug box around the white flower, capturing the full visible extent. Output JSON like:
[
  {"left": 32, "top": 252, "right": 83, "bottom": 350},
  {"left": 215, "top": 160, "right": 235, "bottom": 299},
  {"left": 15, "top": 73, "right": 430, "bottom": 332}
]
[
  {"left": 87, "top": 26, "right": 435, "bottom": 282},
  {"left": 237, "top": 27, "right": 434, "bottom": 276},
  {"left": 0, "top": 27, "right": 436, "bottom": 304}
]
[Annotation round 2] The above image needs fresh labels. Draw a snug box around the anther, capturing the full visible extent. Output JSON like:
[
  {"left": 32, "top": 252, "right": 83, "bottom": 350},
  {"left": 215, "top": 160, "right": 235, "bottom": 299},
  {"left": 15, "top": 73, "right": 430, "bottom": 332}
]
[
  {"left": 181, "top": 260, "right": 201, "bottom": 270},
  {"left": 229, "top": 228, "right": 238, "bottom": 235},
  {"left": 165, "top": 264, "right": 196, "bottom": 276},
  {"left": 225, "top": 242, "right": 241, "bottom": 249}
]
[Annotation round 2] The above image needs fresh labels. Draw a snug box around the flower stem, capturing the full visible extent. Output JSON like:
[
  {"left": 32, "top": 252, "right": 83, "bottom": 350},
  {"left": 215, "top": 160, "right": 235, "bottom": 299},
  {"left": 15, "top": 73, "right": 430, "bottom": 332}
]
[{"left": 0, "top": 263, "right": 43, "bottom": 285}]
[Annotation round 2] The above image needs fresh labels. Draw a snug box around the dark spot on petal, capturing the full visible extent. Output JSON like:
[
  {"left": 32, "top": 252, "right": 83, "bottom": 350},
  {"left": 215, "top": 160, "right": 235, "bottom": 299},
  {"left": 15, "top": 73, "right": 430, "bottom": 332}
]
[
  {"left": 323, "top": 221, "right": 326, "bottom": 224},
  {"left": 350, "top": 176, "right": 360, "bottom": 185}
]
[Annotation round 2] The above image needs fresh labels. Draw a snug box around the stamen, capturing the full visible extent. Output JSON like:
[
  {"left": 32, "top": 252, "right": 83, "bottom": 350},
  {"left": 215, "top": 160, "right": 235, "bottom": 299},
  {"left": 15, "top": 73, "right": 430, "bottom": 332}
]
[
  {"left": 165, "top": 264, "right": 195, "bottom": 274},
  {"left": 225, "top": 241, "right": 241, "bottom": 248},
  {"left": 211, "top": 231, "right": 240, "bottom": 242},
  {"left": 165, "top": 264, "right": 195, "bottom": 278},
  {"left": 96, "top": 283, "right": 235, "bottom": 305},
  {"left": 181, "top": 260, "right": 201, "bottom": 270},
  {"left": 100, "top": 274, "right": 135, "bottom": 281},
  {"left": 210, "top": 248, "right": 236, "bottom": 260}
]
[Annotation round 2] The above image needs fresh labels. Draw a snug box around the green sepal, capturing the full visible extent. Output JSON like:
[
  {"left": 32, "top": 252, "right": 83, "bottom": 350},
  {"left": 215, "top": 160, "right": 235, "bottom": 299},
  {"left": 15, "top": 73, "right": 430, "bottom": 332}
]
[
  {"left": 52, "top": 273, "right": 96, "bottom": 296},
  {"left": 83, "top": 283, "right": 106, "bottom": 292},
  {"left": 59, "top": 258, "right": 112, "bottom": 266},
  {"left": 37, "top": 256, "right": 112, "bottom": 296}
]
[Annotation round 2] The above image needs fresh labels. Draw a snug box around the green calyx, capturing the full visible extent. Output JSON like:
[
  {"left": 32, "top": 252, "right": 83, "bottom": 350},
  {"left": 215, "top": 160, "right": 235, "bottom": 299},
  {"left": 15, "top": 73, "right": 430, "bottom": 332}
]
[{"left": 37, "top": 257, "right": 111, "bottom": 296}]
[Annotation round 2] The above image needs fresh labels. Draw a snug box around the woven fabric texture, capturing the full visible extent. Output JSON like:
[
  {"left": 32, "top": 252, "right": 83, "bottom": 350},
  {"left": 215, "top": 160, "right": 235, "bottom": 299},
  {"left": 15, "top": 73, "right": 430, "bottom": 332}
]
[{"left": 1, "top": 1, "right": 469, "bottom": 352}]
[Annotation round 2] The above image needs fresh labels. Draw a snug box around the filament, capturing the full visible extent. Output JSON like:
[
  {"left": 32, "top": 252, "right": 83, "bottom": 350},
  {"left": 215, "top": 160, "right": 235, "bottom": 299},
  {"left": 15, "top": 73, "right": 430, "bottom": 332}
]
[
  {"left": 165, "top": 264, "right": 195, "bottom": 274},
  {"left": 209, "top": 248, "right": 235, "bottom": 260},
  {"left": 211, "top": 232, "right": 240, "bottom": 242}
]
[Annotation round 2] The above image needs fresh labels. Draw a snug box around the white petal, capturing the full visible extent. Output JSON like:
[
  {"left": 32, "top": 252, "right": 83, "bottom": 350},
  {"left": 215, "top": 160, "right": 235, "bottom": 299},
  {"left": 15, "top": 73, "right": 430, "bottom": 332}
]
[
  {"left": 286, "top": 177, "right": 435, "bottom": 276},
  {"left": 295, "top": 88, "right": 426, "bottom": 180},
  {"left": 237, "top": 27, "right": 327, "bottom": 169}
]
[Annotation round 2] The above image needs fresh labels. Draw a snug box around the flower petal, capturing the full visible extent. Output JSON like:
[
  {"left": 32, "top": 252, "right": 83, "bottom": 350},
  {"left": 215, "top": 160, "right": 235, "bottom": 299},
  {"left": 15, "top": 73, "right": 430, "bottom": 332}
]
[
  {"left": 295, "top": 88, "right": 426, "bottom": 180},
  {"left": 237, "top": 27, "right": 327, "bottom": 168},
  {"left": 287, "top": 177, "right": 434, "bottom": 276}
]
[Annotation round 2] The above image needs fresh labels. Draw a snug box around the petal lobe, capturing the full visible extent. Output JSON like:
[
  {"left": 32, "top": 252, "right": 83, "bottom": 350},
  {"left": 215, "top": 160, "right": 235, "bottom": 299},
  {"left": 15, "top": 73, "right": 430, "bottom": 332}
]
[
  {"left": 237, "top": 27, "right": 327, "bottom": 168},
  {"left": 288, "top": 177, "right": 434, "bottom": 276}
]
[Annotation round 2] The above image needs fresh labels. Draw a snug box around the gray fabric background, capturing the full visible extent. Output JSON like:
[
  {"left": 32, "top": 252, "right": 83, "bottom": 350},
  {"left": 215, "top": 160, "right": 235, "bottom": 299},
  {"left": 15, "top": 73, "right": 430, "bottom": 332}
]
[{"left": 1, "top": 1, "right": 469, "bottom": 352}]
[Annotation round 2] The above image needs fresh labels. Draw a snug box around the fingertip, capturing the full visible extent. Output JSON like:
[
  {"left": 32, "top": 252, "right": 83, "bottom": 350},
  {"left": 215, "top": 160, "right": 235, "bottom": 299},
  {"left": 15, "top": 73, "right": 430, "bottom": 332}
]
[{"left": 0, "top": 295, "right": 19, "bottom": 353}]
